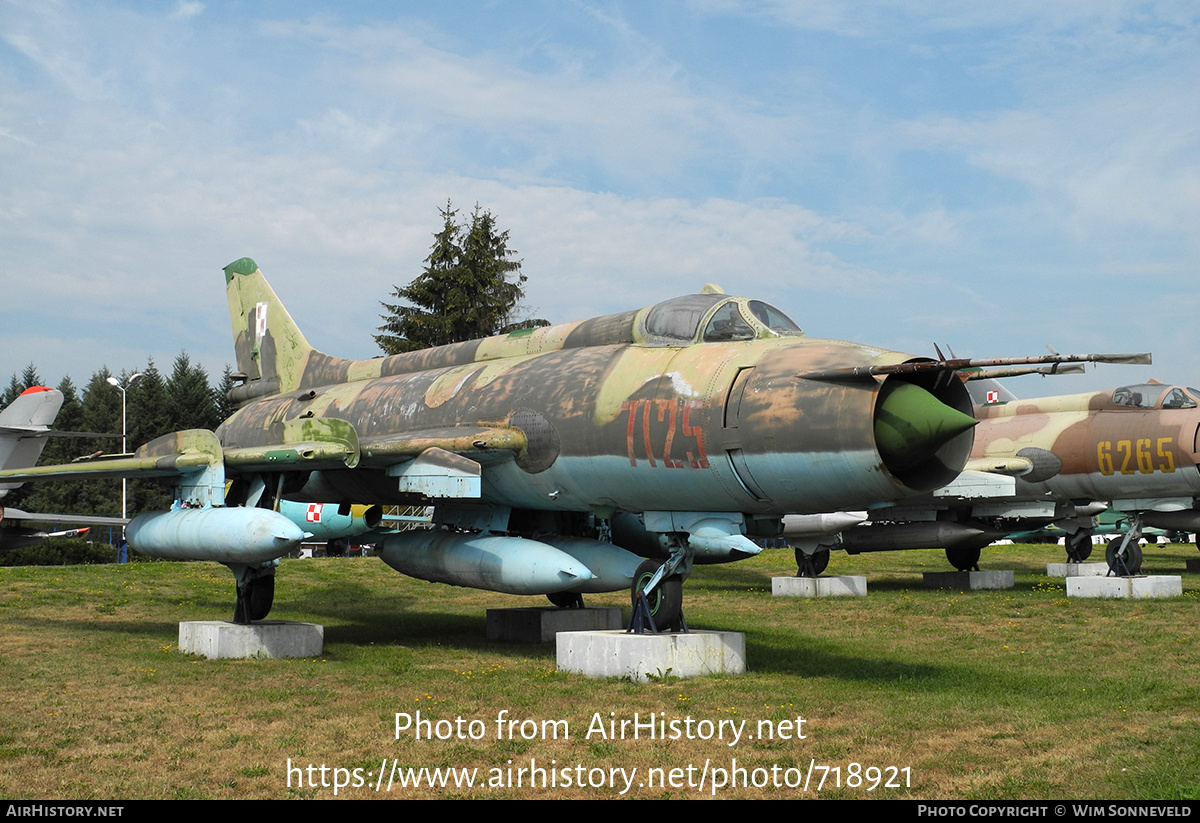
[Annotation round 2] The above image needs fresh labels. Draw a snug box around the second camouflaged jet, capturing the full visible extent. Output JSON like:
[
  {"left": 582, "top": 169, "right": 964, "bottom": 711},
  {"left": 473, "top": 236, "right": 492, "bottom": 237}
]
[
  {"left": 966, "top": 379, "right": 1198, "bottom": 572},
  {"left": 800, "top": 378, "right": 1195, "bottom": 575},
  {"left": 0, "top": 258, "right": 1143, "bottom": 627}
]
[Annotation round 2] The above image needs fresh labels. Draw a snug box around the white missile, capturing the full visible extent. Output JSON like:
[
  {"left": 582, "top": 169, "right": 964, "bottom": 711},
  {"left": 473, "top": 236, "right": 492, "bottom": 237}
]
[
  {"left": 127, "top": 506, "right": 305, "bottom": 564},
  {"left": 377, "top": 531, "right": 597, "bottom": 595},
  {"left": 780, "top": 512, "right": 867, "bottom": 537},
  {"left": 539, "top": 536, "right": 642, "bottom": 593}
]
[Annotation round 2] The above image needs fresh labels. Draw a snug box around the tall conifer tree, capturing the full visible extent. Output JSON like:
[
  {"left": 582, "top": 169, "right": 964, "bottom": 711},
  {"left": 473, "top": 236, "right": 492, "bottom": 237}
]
[{"left": 375, "top": 202, "right": 545, "bottom": 354}]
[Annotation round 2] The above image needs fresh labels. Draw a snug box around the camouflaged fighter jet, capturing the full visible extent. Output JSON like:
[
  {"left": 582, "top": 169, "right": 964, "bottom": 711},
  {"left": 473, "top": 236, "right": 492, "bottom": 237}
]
[
  {"left": 801, "top": 378, "right": 1197, "bottom": 576},
  {"left": 0, "top": 258, "right": 1146, "bottom": 627}
]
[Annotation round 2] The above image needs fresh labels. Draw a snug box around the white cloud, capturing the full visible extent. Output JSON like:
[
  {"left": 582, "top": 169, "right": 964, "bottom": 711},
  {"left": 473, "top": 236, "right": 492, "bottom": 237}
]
[
  {"left": 173, "top": 2, "right": 204, "bottom": 20},
  {"left": 898, "top": 78, "right": 1200, "bottom": 244}
]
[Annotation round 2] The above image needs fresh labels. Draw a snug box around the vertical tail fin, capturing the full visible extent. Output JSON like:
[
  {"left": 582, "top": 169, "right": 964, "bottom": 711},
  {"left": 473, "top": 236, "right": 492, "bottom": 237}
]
[
  {"left": 966, "top": 378, "right": 1018, "bottom": 407},
  {"left": 223, "top": 257, "right": 317, "bottom": 397},
  {"left": 0, "top": 386, "right": 63, "bottom": 496}
]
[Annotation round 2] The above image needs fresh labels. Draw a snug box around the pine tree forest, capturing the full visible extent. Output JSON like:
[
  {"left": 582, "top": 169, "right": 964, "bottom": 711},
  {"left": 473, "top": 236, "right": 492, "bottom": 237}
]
[{"left": 1, "top": 353, "right": 228, "bottom": 540}]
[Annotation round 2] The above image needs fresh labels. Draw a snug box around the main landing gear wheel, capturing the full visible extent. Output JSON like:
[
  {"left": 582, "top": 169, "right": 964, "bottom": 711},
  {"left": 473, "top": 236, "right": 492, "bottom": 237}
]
[
  {"left": 631, "top": 559, "right": 683, "bottom": 632},
  {"left": 945, "top": 545, "right": 982, "bottom": 572},
  {"left": 1065, "top": 531, "right": 1094, "bottom": 562},
  {"left": 547, "top": 591, "right": 584, "bottom": 609},
  {"left": 1105, "top": 538, "right": 1143, "bottom": 575},
  {"left": 794, "top": 547, "right": 830, "bottom": 577},
  {"left": 233, "top": 574, "right": 275, "bottom": 624}
]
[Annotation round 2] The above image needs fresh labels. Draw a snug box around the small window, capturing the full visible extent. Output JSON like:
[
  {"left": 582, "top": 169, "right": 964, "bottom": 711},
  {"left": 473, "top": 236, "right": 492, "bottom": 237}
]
[
  {"left": 703, "top": 302, "right": 754, "bottom": 342},
  {"left": 643, "top": 294, "right": 726, "bottom": 341},
  {"left": 1112, "top": 384, "right": 1166, "bottom": 409},
  {"left": 747, "top": 300, "right": 802, "bottom": 333},
  {"left": 1161, "top": 388, "right": 1197, "bottom": 410}
]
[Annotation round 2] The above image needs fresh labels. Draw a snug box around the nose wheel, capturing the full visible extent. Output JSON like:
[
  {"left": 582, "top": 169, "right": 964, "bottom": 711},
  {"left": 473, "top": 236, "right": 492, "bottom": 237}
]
[
  {"left": 1105, "top": 537, "right": 1143, "bottom": 575},
  {"left": 1105, "top": 514, "right": 1145, "bottom": 575}
]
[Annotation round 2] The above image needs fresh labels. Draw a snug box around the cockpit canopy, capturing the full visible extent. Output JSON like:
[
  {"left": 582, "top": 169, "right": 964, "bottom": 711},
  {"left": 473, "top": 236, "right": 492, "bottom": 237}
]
[
  {"left": 1111, "top": 383, "right": 1199, "bottom": 410},
  {"left": 641, "top": 294, "right": 802, "bottom": 345}
]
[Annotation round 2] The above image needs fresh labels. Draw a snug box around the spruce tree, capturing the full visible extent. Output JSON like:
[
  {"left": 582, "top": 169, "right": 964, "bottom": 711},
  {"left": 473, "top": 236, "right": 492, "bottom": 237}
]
[
  {"left": 2, "top": 373, "right": 26, "bottom": 406},
  {"left": 216, "top": 365, "right": 238, "bottom": 422},
  {"left": 77, "top": 368, "right": 122, "bottom": 516},
  {"left": 375, "top": 202, "right": 546, "bottom": 354},
  {"left": 167, "top": 352, "right": 219, "bottom": 431},
  {"left": 126, "top": 361, "right": 172, "bottom": 514},
  {"left": 20, "top": 364, "right": 43, "bottom": 391}
]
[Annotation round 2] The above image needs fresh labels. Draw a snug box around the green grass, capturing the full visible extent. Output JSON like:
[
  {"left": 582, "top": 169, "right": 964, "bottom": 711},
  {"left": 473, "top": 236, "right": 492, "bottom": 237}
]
[{"left": 0, "top": 541, "right": 1196, "bottom": 799}]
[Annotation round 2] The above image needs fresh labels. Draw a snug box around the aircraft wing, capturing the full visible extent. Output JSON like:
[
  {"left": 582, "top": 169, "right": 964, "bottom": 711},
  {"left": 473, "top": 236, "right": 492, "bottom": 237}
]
[
  {"left": 0, "top": 424, "right": 526, "bottom": 478},
  {"left": 0, "top": 427, "right": 119, "bottom": 439},
  {"left": 218, "top": 422, "right": 528, "bottom": 500},
  {"left": 0, "top": 429, "right": 222, "bottom": 484},
  {"left": 0, "top": 507, "right": 127, "bottom": 527},
  {"left": 0, "top": 422, "right": 529, "bottom": 506},
  {"left": 218, "top": 421, "right": 528, "bottom": 473}
]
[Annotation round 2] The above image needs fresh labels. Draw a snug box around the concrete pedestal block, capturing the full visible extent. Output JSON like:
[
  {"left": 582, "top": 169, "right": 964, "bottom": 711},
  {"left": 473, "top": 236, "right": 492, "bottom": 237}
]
[
  {"left": 922, "top": 570, "right": 1014, "bottom": 590},
  {"left": 486, "top": 607, "right": 624, "bottom": 643},
  {"left": 557, "top": 630, "right": 745, "bottom": 682},
  {"left": 771, "top": 575, "right": 867, "bottom": 597},
  {"left": 1066, "top": 575, "right": 1183, "bottom": 599},
  {"left": 1046, "top": 562, "right": 1110, "bottom": 578},
  {"left": 178, "top": 620, "right": 324, "bottom": 659}
]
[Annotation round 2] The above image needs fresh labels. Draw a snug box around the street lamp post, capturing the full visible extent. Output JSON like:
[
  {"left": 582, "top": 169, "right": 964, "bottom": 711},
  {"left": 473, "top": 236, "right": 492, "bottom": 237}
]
[{"left": 106, "top": 373, "right": 142, "bottom": 523}]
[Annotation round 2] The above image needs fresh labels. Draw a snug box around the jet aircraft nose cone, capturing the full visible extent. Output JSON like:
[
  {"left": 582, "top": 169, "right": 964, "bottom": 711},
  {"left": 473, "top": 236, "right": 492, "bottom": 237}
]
[{"left": 874, "top": 382, "right": 978, "bottom": 472}]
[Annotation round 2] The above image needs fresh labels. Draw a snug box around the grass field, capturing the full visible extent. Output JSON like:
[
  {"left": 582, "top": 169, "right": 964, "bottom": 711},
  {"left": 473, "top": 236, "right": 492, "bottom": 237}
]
[{"left": 1, "top": 541, "right": 1196, "bottom": 800}]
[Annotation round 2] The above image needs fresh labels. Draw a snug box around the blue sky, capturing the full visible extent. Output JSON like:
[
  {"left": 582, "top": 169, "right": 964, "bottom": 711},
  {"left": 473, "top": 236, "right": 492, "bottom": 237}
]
[{"left": 2, "top": 0, "right": 1196, "bottom": 396}]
